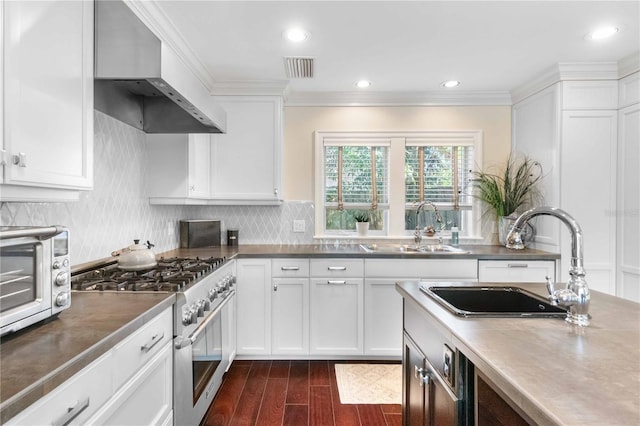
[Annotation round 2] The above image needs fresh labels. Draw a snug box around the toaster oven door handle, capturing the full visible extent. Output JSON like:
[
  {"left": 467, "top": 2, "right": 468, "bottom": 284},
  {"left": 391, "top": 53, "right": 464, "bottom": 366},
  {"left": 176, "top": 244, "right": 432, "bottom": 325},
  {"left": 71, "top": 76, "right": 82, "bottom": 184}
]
[
  {"left": 175, "top": 289, "right": 235, "bottom": 350},
  {"left": 0, "top": 226, "right": 65, "bottom": 240}
]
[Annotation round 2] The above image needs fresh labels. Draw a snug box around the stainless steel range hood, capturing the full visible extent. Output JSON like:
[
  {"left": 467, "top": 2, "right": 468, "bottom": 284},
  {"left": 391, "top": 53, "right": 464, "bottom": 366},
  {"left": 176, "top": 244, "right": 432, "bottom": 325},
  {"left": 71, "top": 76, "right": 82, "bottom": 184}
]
[{"left": 94, "top": 0, "right": 226, "bottom": 134}]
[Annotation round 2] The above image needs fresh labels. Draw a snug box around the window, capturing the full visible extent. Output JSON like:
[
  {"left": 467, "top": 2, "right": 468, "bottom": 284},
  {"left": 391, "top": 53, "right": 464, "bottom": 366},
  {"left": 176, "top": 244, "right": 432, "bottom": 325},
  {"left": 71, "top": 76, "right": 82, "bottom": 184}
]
[
  {"left": 315, "top": 131, "right": 482, "bottom": 238},
  {"left": 405, "top": 139, "right": 475, "bottom": 234},
  {"left": 321, "top": 138, "right": 390, "bottom": 234}
]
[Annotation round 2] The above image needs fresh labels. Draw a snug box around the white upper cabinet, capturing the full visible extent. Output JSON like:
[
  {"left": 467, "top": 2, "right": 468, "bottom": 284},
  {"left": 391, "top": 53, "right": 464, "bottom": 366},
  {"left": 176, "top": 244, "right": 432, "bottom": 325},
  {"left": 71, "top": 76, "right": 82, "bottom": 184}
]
[
  {"left": 210, "top": 96, "right": 283, "bottom": 205},
  {"left": 147, "top": 134, "right": 212, "bottom": 203},
  {"left": 146, "top": 95, "right": 283, "bottom": 205},
  {"left": 513, "top": 79, "right": 618, "bottom": 295},
  {"left": 1, "top": 0, "right": 93, "bottom": 201}
]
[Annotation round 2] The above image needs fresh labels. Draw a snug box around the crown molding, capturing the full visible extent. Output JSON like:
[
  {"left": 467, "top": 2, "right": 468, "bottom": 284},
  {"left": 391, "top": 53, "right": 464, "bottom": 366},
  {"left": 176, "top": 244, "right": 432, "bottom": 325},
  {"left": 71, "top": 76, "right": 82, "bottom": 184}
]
[
  {"left": 211, "top": 80, "right": 290, "bottom": 96},
  {"left": 284, "top": 90, "right": 512, "bottom": 106},
  {"left": 511, "top": 62, "right": 620, "bottom": 104},
  {"left": 618, "top": 52, "right": 640, "bottom": 78},
  {"left": 123, "top": 0, "right": 217, "bottom": 91}
]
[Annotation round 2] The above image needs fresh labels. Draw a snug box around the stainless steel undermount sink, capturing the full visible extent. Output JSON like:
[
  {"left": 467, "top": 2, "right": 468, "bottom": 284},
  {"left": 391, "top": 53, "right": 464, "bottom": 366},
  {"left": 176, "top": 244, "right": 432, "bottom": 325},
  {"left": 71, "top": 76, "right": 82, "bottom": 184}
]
[
  {"left": 359, "top": 243, "right": 469, "bottom": 254},
  {"left": 419, "top": 285, "right": 568, "bottom": 318}
]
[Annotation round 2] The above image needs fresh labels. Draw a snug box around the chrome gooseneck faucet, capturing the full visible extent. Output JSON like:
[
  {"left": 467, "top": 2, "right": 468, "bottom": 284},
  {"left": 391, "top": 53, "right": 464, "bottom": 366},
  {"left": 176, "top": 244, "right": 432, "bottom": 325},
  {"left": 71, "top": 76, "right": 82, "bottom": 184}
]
[
  {"left": 506, "top": 206, "right": 590, "bottom": 326},
  {"left": 414, "top": 201, "right": 443, "bottom": 246}
]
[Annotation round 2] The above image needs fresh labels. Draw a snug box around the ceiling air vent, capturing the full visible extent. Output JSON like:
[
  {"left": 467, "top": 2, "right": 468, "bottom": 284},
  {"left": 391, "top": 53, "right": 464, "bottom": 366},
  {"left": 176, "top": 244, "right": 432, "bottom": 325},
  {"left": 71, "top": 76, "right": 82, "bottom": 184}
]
[{"left": 284, "top": 57, "right": 314, "bottom": 78}]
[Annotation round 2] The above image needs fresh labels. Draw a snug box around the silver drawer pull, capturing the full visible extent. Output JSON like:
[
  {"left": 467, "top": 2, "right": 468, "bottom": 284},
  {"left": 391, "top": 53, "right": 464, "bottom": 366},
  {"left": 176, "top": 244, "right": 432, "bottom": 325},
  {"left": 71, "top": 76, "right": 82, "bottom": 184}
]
[
  {"left": 328, "top": 266, "right": 347, "bottom": 271},
  {"left": 507, "top": 263, "right": 529, "bottom": 268},
  {"left": 281, "top": 266, "right": 300, "bottom": 271},
  {"left": 141, "top": 332, "right": 164, "bottom": 353},
  {"left": 327, "top": 280, "right": 346, "bottom": 285},
  {"left": 52, "top": 397, "right": 90, "bottom": 426}
]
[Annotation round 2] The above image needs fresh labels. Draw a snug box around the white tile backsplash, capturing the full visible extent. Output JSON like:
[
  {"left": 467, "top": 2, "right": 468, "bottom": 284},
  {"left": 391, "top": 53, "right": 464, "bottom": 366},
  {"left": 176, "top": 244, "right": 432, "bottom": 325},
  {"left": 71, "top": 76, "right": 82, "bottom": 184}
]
[{"left": 0, "top": 111, "right": 315, "bottom": 265}]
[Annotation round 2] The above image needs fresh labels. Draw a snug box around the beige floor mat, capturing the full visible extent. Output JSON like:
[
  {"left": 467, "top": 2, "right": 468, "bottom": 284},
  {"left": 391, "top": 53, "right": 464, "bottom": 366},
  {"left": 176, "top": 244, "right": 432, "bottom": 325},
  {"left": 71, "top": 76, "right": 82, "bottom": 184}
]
[{"left": 334, "top": 363, "right": 402, "bottom": 404}]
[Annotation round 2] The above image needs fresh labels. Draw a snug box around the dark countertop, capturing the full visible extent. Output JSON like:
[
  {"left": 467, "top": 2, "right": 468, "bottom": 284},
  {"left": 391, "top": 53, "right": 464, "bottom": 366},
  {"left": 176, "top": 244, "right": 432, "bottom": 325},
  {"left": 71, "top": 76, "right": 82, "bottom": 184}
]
[
  {"left": 157, "top": 243, "right": 560, "bottom": 261},
  {"left": 0, "top": 292, "right": 175, "bottom": 423},
  {"left": 396, "top": 281, "right": 640, "bottom": 425}
]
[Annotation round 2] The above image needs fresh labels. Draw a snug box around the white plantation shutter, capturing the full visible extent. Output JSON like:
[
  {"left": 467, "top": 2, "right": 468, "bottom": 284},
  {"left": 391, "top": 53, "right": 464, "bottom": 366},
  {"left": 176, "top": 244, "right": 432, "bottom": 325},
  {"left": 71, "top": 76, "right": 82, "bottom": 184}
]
[
  {"left": 324, "top": 142, "right": 389, "bottom": 210},
  {"left": 405, "top": 143, "right": 474, "bottom": 210}
]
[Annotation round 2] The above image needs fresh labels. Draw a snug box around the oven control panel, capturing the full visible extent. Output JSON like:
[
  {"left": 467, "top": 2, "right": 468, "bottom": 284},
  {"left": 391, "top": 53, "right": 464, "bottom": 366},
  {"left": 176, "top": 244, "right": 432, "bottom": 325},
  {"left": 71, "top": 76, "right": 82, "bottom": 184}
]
[{"left": 181, "top": 266, "right": 236, "bottom": 327}]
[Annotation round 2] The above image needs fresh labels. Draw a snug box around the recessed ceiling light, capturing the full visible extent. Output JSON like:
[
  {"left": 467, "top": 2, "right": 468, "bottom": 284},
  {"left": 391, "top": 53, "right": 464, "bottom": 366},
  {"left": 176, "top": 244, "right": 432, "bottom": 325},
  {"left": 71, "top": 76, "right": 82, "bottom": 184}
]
[
  {"left": 285, "top": 28, "right": 310, "bottom": 43},
  {"left": 586, "top": 26, "right": 619, "bottom": 40},
  {"left": 355, "top": 80, "right": 372, "bottom": 88},
  {"left": 442, "top": 80, "right": 460, "bottom": 88}
]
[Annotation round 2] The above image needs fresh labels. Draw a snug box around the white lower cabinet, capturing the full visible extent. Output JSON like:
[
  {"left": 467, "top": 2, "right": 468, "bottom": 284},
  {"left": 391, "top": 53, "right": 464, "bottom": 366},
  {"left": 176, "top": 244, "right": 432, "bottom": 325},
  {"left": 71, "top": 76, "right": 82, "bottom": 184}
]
[
  {"left": 272, "top": 277, "right": 310, "bottom": 355},
  {"left": 87, "top": 342, "right": 173, "bottom": 426},
  {"left": 236, "top": 259, "right": 272, "bottom": 355},
  {"left": 310, "top": 277, "right": 364, "bottom": 355},
  {"left": 478, "top": 260, "right": 556, "bottom": 283},
  {"left": 309, "top": 258, "right": 364, "bottom": 356},
  {"left": 363, "top": 259, "right": 476, "bottom": 358},
  {"left": 6, "top": 306, "right": 173, "bottom": 426},
  {"left": 364, "top": 279, "right": 403, "bottom": 357}
]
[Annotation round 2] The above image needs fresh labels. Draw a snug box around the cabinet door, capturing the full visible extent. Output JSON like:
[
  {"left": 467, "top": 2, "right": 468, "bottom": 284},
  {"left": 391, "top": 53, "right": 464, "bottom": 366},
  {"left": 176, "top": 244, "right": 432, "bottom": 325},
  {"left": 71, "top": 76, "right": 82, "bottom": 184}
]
[
  {"left": 87, "top": 342, "right": 173, "bottom": 426},
  {"left": 617, "top": 103, "right": 640, "bottom": 302},
  {"left": 364, "top": 279, "right": 403, "bottom": 357},
  {"left": 272, "top": 277, "right": 309, "bottom": 355},
  {"left": 3, "top": 0, "right": 93, "bottom": 190},
  {"left": 310, "top": 278, "right": 363, "bottom": 355},
  {"left": 188, "top": 134, "right": 211, "bottom": 198},
  {"left": 236, "top": 259, "right": 271, "bottom": 355},
  {"left": 561, "top": 109, "right": 617, "bottom": 294},
  {"left": 210, "top": 96, "right": 282, "bottom": 204},
  {"left": 403, "top": 334, "right": 426, "bottom": 426},
  {"left": 147, "top": 133, "right": 211, "bottom": 201}
]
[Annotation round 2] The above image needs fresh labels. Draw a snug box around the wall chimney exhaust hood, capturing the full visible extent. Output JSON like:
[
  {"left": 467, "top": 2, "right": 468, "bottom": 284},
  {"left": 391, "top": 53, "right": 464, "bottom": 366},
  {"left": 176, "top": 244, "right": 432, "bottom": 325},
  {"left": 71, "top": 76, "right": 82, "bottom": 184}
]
[{"left": 94, "top": 0, "right": 226, "bottom": 134}]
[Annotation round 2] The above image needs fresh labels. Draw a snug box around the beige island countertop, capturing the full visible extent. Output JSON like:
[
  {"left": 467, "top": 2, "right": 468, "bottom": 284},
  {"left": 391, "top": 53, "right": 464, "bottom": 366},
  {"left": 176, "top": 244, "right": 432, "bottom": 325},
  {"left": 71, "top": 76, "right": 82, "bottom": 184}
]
[{"left": 396, "top": 281, "right": 640, "bottom": 425}]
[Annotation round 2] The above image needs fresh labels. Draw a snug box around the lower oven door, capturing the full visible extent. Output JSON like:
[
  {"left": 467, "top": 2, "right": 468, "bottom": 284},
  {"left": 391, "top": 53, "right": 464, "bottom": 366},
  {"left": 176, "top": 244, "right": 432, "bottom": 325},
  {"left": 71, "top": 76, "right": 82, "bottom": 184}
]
[{"left": 174, "top": 290, "right": 235, "bottom": 426}]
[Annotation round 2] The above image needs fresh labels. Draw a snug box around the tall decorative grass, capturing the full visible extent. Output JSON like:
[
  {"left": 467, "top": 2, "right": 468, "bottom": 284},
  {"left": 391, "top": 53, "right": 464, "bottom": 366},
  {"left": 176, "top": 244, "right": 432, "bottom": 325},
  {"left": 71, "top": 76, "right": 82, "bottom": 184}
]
[{"left": 471, "top": 155, "right": 543, "bottom": 218}]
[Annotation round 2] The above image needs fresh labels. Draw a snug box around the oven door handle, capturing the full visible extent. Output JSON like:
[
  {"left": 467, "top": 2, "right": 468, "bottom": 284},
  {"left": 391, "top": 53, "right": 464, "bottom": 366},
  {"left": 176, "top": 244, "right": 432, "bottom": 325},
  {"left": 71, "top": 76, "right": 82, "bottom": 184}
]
[
  {"left": 0, "top": 225, "right": 65, "bottom": 240},
  {"left": 175, "top": 289, "right": 235, "bottom": 350}
]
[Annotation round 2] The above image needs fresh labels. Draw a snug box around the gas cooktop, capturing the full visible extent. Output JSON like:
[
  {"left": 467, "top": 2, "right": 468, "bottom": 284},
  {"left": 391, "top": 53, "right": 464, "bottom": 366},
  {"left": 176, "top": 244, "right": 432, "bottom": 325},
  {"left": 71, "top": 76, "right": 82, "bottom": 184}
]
[{"left": 71, "top": 257, "right": 227, "bottom": 292}]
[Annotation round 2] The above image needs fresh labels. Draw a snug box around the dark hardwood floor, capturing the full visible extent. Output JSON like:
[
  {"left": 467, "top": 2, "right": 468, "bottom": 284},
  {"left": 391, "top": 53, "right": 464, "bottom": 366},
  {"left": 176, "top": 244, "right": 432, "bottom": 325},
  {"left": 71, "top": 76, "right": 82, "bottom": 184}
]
[{"left": 201, "top": 360, "right": 402, "bottom": 426}]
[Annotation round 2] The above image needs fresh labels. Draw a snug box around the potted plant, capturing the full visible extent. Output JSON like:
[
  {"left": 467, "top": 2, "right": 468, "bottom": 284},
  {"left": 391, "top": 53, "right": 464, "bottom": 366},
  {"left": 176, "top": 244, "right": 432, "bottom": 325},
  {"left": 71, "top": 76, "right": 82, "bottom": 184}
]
[
  {"left": 353, "top": 211, "right": 370, "bottom": 236},
  {"left": 471, "top": 154, "right": 543, "bottom": 245}
]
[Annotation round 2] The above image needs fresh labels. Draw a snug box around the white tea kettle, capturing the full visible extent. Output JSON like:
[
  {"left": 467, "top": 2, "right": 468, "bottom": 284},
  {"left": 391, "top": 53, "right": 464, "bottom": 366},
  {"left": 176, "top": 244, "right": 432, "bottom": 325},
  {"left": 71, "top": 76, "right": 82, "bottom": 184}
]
[{"left": 111, "top": 240, "right": 157, "bottom": 271}]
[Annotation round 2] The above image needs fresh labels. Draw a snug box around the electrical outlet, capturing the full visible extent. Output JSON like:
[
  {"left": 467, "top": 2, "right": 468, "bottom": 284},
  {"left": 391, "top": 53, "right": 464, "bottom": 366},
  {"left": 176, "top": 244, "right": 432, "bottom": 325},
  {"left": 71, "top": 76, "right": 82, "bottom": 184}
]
[
  {"left": 293, "top": 219, "right": 305, "bottom": 233},
  {"left": 167, "top": 222, "right": 174, "bottom": 236}
]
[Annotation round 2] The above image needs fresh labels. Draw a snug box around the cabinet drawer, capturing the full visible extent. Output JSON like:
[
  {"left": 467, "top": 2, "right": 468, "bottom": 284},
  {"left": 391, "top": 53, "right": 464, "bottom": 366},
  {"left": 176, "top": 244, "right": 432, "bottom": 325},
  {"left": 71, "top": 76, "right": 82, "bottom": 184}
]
[
  {"left": 365, "top": 258, "right": 477, "bottom": 279},
  {"left": 6, "top": 351, "right": 113, "bottom": 426},
  {"left": 272, "top": 259, "right": 309, "bottom": 277},
  {"left": 478, "top": 260, "right": 555, "bottom": 283},
  {"left": 310, "top": 258, "right": 364, "bottom": 277},
  {"left": 112, "top": 306, "right": 173, "bottom": 390}
]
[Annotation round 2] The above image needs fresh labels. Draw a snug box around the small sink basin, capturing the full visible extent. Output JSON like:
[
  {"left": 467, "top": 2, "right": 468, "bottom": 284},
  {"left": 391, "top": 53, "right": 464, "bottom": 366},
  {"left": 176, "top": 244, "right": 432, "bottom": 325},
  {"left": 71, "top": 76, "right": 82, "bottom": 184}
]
[
  {"left": 360, "top": 243, "right": 469, "bottom": 254},
  {"left": 360, "top": 243, "right": 422, "bottom": 253},
  {"left": 419, "top": 285, "right": 567, "bottom": 318}
]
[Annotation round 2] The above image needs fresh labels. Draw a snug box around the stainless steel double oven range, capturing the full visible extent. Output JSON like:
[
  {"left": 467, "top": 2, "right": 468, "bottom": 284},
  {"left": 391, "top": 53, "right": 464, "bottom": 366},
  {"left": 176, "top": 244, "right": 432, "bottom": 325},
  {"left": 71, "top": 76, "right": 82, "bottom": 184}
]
[{"left": 72, "top": 255, "right": 237, "bottom": 425}]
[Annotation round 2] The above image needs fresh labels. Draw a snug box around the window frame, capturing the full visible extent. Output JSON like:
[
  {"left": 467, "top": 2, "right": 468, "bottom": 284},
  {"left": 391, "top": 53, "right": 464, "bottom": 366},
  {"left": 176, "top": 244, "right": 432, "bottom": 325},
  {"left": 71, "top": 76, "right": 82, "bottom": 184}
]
[{"left": 314, "top": 130, "right": 483, "bottom": 239}]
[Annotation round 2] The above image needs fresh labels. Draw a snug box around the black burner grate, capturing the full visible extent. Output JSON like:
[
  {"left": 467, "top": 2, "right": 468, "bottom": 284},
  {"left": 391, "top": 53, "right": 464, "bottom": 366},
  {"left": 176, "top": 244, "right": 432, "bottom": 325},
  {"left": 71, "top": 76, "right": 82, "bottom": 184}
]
[{"left": 72, "top": 257, "right": 226, "bottom": 292}]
